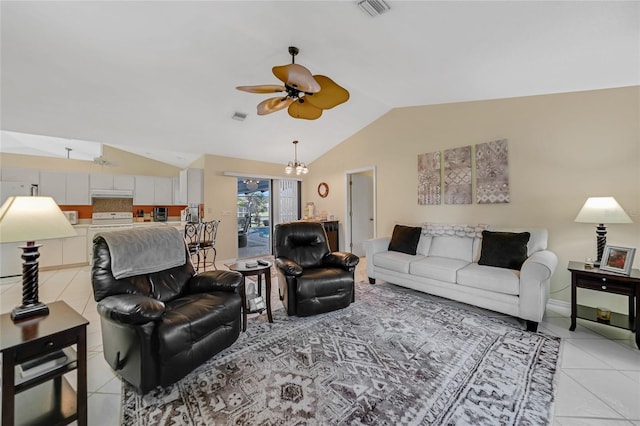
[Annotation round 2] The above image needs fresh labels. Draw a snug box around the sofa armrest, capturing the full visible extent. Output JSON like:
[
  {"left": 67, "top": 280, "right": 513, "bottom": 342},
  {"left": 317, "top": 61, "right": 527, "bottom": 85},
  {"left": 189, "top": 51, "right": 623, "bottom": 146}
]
[
  {"left": 363, "top": 237, "right": 391, "bottom": 280},
  {"left": 323, "top": 252, "right": 360, "bottom": 271},
  {"left": 275, "top": 257, "right": 303, "bottom": 277},
  {"left": 189, "top": 270, "right": 243, "bottom": 294},
  {"left": 363, "top": 237, "right": 391, "bottom": 256},
  {"left": 97, "top": 295, "right": 165, "bottom": 325},
  {"left": 519, "top": 250, "right": 558, "bottom": 322}
]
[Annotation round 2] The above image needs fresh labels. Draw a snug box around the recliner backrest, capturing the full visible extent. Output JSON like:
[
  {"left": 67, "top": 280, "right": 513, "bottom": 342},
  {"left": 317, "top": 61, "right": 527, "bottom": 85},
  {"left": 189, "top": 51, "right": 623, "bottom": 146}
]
[
  {"left": 91, "top": 236, "right": 195, "bottom": 302},
  {"left": 274, "top": 222, "right": 330, "bottom": 269}
]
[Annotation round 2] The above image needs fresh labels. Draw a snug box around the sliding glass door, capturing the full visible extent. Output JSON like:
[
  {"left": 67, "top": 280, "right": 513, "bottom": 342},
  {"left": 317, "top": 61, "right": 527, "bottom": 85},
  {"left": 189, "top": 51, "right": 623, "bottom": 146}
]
[{"left": 237, "top": 177, "right": 300, "bottom": 259}]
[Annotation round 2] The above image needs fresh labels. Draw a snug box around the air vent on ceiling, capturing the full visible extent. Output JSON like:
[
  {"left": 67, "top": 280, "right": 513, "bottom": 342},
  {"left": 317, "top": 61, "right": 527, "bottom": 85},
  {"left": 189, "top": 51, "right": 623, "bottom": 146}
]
[
  {"left": 232, "top": 111, "right": 247, "bottom": 121},
  {"left": 358, "top": 0, "right": 390, "bottom": 17}
]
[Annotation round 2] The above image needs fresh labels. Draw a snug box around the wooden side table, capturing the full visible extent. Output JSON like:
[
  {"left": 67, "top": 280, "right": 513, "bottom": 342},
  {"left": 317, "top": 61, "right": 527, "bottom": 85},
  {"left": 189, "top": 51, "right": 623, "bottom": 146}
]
[
  {"left": 0, "top": 301, "right": 89, "bottom": 425},
  {"left": 226, "top": 261, "right": 273, "bottom": 332},
  {"left": 568, "top": 260, "right": 639, "bottom": 349}
]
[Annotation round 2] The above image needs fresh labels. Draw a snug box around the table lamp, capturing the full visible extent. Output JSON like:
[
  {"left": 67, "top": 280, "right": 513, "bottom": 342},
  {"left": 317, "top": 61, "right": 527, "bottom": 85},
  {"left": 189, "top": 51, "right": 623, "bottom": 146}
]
[
  {"left": 574, "top": 196, "right": 633, "bottom": 267},
  {"left": 0, "top": 196, "right": 76, "bottom": 321}
]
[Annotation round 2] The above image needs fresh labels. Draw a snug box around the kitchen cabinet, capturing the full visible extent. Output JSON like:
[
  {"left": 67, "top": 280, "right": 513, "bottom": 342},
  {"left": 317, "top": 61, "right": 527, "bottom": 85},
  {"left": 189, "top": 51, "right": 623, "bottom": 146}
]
[
  {"left": 0, "top": 167, "right": 39, "bottom": 183},
  {"left": 134, "top": 176, "right": 173, "bottom": 205},
  {"left": 39, "top": 239, "right": 63, "bottom": 268},
  {"left": 65, "top": 172, "right": 90, "bottom": 205},
  {"left": 62, "top": 227, "right": 88, "bottom": 265},
  {"left": 90, "top": 173, "right": 134, "bottom": 190},
  {"left": 154, "top": 177, "right": 173, "bottom": 205},
  {"left": 176, "top": 168, "right": 203, "bottom": 205},
  {"left": 134, "top": 176, "right": 154, "bottom": 204},
  {"left": 39, "top": 171, "right": 67, "bottom": 205},
  {"left": 0, "top": 243, "right": 22, "bottom": 277},
  {"left": 28, "top": 229, "right": 88, "bottom": 269},
  {"left": 40, "top": 171, "right": 90, "bottom": 205}
]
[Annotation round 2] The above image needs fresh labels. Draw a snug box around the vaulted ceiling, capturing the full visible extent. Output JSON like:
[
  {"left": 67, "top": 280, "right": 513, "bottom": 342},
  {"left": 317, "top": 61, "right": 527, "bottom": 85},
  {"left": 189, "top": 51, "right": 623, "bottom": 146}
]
[{"left": 1, "top": 1, "right": 638, "bottom": 168}]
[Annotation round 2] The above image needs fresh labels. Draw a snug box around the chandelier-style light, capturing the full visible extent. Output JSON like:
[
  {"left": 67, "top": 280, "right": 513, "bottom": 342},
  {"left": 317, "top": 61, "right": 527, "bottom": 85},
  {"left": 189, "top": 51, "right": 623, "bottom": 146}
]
[
  {"left": 243, "top": 179, "right": 259, "bottom": 191},
  {"left": 285, "top": 140, "right": 308, "bottom": 175}
]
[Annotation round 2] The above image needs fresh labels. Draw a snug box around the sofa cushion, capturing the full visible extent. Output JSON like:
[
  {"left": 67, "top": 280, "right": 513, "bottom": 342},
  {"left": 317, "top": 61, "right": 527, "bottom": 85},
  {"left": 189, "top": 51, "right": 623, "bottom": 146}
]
[
  {"left": 478, "top": 231, "right": 530, "bottom": 270},
  {"left": 388, "top": 225, "right": 422, "bottom": 255},
  {"left": 374, "top": 251, "right": 425, "bottom": 274},
  {"left": 429, "top": 236, "right": 474, "bottom": 262},
  {"left": 457, "top": 263, "right": 520, "bottom": 296},
  {"left": 410, "top": 256, "right": 470, "bottom": 283},
  {"left": 416, "top": 234, "right": 432, "bottom": 256}
]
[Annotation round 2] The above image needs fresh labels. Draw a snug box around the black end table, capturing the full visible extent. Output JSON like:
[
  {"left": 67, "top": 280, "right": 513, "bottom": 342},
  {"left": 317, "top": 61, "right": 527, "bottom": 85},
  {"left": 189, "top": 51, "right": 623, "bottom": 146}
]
[
  {"left": 1, "top": 301, "right": 89, "bottom": 425},
  {"left": 568, "top": 260, "right": 639, "bottom": 349},
  {"left": 226, "top": 261, "right": 274, "bottom": 331}
]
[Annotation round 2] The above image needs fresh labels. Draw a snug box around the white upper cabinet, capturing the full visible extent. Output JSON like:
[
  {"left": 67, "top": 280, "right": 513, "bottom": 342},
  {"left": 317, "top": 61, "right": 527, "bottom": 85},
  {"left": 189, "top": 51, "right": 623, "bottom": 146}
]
[
  {"left": 176, "top": 168, "right": 203, "bottom": 205},
  {"left": 153, "top": 177, "right": 173, "bottom": 205},
  {"left": 65, "top": 172, "right": 90, "bottom": 204},
  {"left": 39, "top": 171, "right": 67, "bottom": 204},
  {"left": 134, "top": 176, "right": 154, "bottom": 204},
  {"left": 90, "top": 173, "right": 134, "bottom": 190},
  {"left": 39, "top": 171, "right": 90, "bottom": 205}
]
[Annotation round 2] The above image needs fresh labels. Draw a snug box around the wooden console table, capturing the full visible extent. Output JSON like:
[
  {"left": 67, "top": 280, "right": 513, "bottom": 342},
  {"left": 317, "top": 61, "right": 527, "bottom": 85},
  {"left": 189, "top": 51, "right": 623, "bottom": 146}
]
[
  {"left": 1, "top": 301, "right": 88, "bottom": 425},
  {"left": 568, "top": 261, "right": 639, "bottom": 349}
]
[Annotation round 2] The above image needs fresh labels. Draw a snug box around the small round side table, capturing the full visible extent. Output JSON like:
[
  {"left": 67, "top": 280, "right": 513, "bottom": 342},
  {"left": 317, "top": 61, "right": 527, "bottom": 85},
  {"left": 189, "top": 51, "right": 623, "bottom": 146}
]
[{"left": 226, "top": 261, "right": 273, "bottom": 331}]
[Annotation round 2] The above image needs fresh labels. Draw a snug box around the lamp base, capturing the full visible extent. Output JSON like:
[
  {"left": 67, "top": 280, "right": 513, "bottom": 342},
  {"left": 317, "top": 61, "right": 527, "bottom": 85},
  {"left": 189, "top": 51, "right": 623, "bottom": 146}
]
[{"left": 11, "top": 302, "right": 49, "bottom": 321}]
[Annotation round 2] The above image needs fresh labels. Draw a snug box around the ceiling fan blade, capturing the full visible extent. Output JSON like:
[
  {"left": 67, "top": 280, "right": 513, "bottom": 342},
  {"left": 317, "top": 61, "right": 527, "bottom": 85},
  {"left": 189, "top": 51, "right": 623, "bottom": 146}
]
[
  {"left": 288, "top": 100, "right": 323, "bottom": 120},
  {"left": 304, "top": 75, "right": 350, "bottom": 110},
  {"left": 257, "top": 97, "right": 294, "bottom": 115},
  {"left": 236, "top": 85, "right": 286, "bottom": 94},
  {"left": 272, "top": 64, "right": 321, "bottom": 93}
]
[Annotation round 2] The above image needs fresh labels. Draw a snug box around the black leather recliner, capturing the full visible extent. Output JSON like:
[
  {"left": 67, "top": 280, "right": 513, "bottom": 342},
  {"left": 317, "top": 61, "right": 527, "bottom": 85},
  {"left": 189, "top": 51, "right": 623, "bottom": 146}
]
[
  {"left": 91, "top": 227, "right": 243, "bottom": 394},
  {"left": 274, "top": 221, "right": 360, "bottom": 316}
]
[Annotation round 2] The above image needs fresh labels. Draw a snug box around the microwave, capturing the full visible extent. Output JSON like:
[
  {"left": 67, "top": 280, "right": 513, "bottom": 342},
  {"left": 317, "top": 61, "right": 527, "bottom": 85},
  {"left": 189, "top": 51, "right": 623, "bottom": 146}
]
[
  {"left": 153, "top": 207, "right": 168, "bottom": 222},
  {"left": 63, "top": 211, "right": 78, "bottom": 225}
]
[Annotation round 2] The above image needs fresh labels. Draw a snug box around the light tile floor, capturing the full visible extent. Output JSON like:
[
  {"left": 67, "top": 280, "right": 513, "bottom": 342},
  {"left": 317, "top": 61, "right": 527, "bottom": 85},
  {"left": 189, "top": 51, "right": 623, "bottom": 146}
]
[{"left": 1, "top": 259, "right": 638, "bottom": 425}]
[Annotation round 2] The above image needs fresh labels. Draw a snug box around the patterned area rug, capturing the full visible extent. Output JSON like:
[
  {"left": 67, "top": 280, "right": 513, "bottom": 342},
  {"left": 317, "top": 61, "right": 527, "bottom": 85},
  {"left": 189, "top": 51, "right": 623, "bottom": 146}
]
[{"left": 121, "top": 282, "right": 561, "bottom": 425}]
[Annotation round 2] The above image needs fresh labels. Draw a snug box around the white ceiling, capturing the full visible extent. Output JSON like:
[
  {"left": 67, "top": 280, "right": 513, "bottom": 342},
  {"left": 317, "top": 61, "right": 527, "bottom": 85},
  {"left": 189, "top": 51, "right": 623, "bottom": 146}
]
[{"left": 1, "top": 1, "right": 638, "bottom": 169}]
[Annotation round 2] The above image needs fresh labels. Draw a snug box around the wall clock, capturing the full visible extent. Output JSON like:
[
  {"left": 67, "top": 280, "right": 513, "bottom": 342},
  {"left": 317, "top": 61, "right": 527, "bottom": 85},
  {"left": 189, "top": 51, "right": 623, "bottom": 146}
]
[{"left": 318, "top": 182, "right": 329, "bottom": 198}]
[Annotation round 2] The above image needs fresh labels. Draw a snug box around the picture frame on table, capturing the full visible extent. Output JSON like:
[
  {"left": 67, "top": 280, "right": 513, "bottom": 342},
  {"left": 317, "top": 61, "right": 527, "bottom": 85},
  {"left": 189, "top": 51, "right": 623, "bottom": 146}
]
[{"left": 600, "top": 245, "right": 636, "bottom": 275}]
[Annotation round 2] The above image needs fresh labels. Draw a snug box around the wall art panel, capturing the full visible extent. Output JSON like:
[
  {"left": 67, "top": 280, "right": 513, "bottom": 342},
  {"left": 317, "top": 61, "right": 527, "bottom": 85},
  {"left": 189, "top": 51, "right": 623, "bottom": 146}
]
[
  {"left": 417, "top": 151, "right": 441, "bottom": 205},
  {"left": 476, "top": 139, "right": 510, "bottom": 204},
  {"left": 444, "top": 146, "right": 472, "bottom": 205}
]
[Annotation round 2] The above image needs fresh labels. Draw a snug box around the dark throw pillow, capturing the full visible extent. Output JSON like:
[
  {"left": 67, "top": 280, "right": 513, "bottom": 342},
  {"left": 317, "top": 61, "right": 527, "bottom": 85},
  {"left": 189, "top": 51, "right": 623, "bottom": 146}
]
[
  {"left": 388, "top": 225, "right": 422, "bottom": 255},
  {"left": 478, "top": 230, "right": 531, "bottom": 270}
]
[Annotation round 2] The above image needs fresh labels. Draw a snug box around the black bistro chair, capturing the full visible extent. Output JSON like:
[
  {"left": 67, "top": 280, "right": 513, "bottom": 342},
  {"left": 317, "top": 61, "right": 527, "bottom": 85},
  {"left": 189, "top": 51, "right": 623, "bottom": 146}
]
[
  {"left": 199, "top": 220, "right": 220, "bottom": 270},
  {"left": 184, "top": 222, "right": 202, "bottom": 271}
]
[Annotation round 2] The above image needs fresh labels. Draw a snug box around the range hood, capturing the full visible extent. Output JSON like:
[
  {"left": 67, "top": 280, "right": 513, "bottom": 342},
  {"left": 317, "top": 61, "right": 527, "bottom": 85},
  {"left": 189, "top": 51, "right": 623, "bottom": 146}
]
[{"left": 90, "top": 189, "right": 134, "bottom": 199}]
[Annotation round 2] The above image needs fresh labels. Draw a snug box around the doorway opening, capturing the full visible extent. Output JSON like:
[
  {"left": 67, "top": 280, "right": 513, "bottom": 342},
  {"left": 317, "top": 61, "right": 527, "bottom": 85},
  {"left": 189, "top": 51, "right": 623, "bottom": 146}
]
[{"left": 345, "top": 167, "right": 376, "bottom": 256}]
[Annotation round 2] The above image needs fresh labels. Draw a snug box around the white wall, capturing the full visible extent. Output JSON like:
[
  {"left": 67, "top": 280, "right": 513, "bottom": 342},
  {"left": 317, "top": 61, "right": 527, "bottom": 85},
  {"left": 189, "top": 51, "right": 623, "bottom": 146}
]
[{"left": 303, "top": 86, "right": 640, "bottom": 312}]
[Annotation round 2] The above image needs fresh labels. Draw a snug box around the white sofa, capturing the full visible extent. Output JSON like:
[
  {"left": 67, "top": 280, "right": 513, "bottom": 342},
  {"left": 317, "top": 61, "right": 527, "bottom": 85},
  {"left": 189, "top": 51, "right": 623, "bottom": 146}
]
[{"left": 363, "top": 224, "right": 558, "bottom": 331}]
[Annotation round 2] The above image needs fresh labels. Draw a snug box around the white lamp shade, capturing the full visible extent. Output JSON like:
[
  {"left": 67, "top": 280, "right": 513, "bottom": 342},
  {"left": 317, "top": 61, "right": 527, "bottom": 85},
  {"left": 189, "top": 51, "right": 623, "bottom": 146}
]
[
  {"left": 0, "top": 196, "right": 77, "bottom": 243},
  {"left": 574, "top": 197, "right": 633, "bottom": 224}
]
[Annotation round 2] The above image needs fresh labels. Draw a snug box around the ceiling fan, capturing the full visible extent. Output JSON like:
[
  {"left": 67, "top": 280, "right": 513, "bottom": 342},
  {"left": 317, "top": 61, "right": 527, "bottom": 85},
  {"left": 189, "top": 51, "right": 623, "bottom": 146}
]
[{"left": 236, "top": 46, "right": 350, "bottom": 120}]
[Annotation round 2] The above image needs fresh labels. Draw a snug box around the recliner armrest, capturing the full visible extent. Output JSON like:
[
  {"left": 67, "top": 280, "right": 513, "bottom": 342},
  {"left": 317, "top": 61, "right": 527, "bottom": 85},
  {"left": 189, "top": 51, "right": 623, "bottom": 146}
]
[
  {"left": 97, "top": 295, "right": 165, "bottom": 325},
  {"left": 323, "top": 252, "right": 360, "bottom": 271},
  {"left": 189, "top": 270, "right": 243, "bottom": 294},
  {"left": 275, "top": 257, "right": 303, "bottom": 277}
]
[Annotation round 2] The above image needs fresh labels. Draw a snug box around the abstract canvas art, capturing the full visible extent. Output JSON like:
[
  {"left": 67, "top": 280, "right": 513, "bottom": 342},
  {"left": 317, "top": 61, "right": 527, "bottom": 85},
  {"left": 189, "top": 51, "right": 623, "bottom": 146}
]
[
  {"left": 417, "top": 151, "right": 441, "bottom": 205},
  {"left": 444, "top": 146, "right": 472, "bottom": 204},
  {"left": 476, "top": 139, "right": 510, "bottom": 204}
]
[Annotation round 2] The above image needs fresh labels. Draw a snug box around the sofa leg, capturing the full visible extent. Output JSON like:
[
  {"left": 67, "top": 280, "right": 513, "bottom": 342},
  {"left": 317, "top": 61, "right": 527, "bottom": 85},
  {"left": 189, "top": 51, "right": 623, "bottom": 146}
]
[
  {"left": 368, "top": 277, "right": 375, "bottom": 285},
  {"left": 526, "top": 320, "right": 538, "bottom": 332}
]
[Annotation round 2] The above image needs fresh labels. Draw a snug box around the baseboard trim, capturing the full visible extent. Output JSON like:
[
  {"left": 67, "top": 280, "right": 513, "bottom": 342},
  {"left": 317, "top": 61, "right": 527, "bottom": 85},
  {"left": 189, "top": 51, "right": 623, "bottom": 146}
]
[{"left": 547, "top": 298, "right": 569, "bottom": 310}]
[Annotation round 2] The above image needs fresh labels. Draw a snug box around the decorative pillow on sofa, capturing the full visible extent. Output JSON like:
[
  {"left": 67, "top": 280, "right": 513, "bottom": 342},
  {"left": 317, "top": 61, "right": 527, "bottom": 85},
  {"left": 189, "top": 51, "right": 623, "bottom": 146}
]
[
  {"left": 388, "top": 225, "right": 422, "bottom": 255},
  {"left": 478, "top": 230, "right": 531, "bottom": 270}
]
